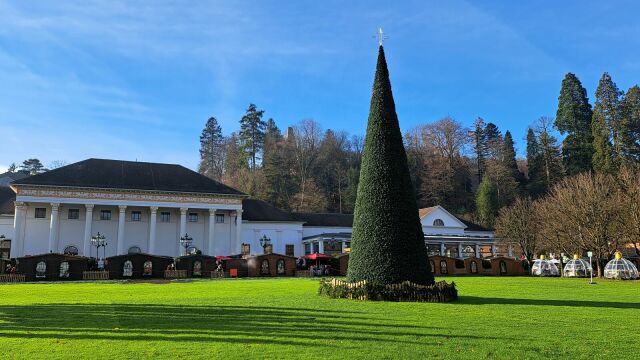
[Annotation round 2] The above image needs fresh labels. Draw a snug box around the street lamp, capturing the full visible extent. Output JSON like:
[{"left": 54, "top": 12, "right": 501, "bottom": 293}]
[
  {"left": 91, "top": 232, "right": 107, "bottom": 270},
  {"left": 180, "top": 233, "right": 193, "bottom": 256},
  {"left": 259, "top": 234, "right": 271, "bottom": 254}
]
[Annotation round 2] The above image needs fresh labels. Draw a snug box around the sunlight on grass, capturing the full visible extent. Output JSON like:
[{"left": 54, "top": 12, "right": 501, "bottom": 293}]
[{"left": 0, "top": 277, "right": 638, "bottom": 359}]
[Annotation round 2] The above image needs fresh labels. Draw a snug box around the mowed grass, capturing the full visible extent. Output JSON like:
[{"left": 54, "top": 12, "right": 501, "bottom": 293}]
[{"left": 0, "top": 277, "right": 638, "bottom": 359}]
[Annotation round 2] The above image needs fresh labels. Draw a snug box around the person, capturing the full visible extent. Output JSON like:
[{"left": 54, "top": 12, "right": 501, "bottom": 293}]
[
  {"left": 9, "top": 266, "right": 16, "bottom": 274},
  {"left": 5, "top": 263, "right": 11, "bottom": 273}
]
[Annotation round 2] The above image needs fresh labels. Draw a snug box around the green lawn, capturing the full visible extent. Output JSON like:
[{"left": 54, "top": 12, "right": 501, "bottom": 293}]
[{"left": 0, "top": 277, "right": 638, "bottom": 359}]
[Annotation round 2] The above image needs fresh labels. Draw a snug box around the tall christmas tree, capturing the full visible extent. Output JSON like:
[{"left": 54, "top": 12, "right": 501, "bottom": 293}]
[{"left": 346, "top": 46, "right": 434, "bottom": 285}]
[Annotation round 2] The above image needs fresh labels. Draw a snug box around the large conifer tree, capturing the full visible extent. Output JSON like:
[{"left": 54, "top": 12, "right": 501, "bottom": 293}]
[
  {"left": 620, "top": 85, "right": 640, "bottom": 162},
  {"left": 198, "top": 117, "right": 225, "bottom": 180},
  {"left": 525, "top": 128, "right": 545, "bottom": 197},
  {"left": 346, "top": 46, "right": 434, "bottom": 285},
  {"left": 592, "top": 73, "right": 622, "bottom": 173},
  {"left": 555, "top": 73, "right": 594, "bottom": 175}
]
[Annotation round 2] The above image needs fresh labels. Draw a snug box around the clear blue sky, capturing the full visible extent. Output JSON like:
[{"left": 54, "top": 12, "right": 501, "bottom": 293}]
[{"left": 1, "top": 1, "right": 639, "bottom": 171}]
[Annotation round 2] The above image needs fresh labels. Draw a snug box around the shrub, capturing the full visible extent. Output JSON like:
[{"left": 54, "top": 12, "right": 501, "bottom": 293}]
[{"left": 319, "top": 278, "right": 457, "bottom": 302}]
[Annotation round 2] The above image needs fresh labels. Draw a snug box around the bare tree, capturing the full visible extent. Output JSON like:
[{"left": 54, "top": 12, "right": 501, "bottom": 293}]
[
  {"left": 291, "top": 119, "right": 322, "bottom": 211},
  {"left": 495, "top": 197, "right": 539, "bottom": 261}
]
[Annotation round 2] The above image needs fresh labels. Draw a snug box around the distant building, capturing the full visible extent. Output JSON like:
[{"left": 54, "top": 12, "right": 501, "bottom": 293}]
[{"left": 0, "top": 158, "right": 498, "bottom": 260}]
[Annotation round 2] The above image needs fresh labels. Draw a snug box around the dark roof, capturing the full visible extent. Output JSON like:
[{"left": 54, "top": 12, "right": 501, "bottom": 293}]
[
  {"left": 11, "top": 158, "right": 245, "bottom": 196},
  {"left": 0, "top": 170, "right": 29, "bottom": 187},
  {"left": 292, "top": 212, "right": 354, "bottom": 227},
  {"left": 242, "top": 199, "right": 299, "bottom": 222},
  {"left": 456, "top": 217, "right": 490, "bottom": 232},
  {"left": 0, "top": 187, "right": 15, "bottom": 215}
]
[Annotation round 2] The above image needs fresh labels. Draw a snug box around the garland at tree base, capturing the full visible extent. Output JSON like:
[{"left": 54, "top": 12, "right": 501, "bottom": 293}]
[{"left": 319, "top": 278, "right": 457, "bottom": 302}]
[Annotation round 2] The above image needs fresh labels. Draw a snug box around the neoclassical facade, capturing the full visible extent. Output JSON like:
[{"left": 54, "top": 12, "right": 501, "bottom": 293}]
[{"left": 0, "top": 158, "right": 500, "bottom": 260}]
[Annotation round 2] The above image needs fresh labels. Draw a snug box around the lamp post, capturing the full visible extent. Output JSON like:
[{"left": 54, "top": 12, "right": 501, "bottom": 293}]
[
  {"left": 559, "top": 252, "right": 565, "bottom": 277},
  {"left": 587, "top": 251, "right": 594, "bottom": 285},
  {"left": 259, "top": 234, "right": 271, "bottom": 254},
  {"left": 180, "top": 233, "right": 193, "bottom": 256},
  {"left": 91, "top": 232, "right": 107, "bottom": 270}
]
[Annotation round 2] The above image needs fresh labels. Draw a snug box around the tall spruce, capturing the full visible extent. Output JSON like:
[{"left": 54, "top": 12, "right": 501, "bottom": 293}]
[
  {"left": 347, "top": 46, "right": 434, "bottom": 285},
  {"left": 473, "top": 117, "right": 487, "bottom": 182},
  {"left": 484, "top": 122, "right": 503, "bottom": 159},
  {"left": 620, "top": 85, "right": 640, "bottom": 162},
  {"left": 525, "top": 128, "right": 545, "bottom": 197},
  {"left": 555, "top": 73, "right": 594, "bottom": 175},
  {"left": 239, "top": 103, "right": 267, "bottom": 171},
  {"left": 537, "top": 117, "right": 564, "bottom": 190},
  {"left": 502, "top": 131, "right": 523, "bottom": 187},
  {"left": 592, "top": 73, "right": 622, "bottom": 173},
  {"left": 198, "top": 117, "right": 225, "bottom": 180}
]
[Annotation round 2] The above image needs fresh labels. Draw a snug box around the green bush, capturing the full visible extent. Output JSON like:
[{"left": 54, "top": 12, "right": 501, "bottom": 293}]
[{"left": 319, "top": 278, "right": 457, "bottom": 302}]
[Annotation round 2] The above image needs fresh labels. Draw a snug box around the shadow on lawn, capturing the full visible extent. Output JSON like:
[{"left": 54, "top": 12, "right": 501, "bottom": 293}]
[
  {"left": 459, "top": 296, "right": 640, "bottom": 309},
  {"left": 0, "top": 304, "right": 509, "bottom": 346}
]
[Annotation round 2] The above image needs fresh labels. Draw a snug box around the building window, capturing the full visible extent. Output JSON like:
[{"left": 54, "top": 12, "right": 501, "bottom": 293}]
[
  {"left": 304, "top": 243, "right": 311, "bottom": 255},
  {"left": 470, "top": 261, "right": 478, "bottom": 274},
  {"left": 433, "top": 219, "right": 445, "bottom": 227},
  {"left": 429, "top": 260, "right": 435, "bottom": 273},
  {"left": 215, "top": 214, "right": 224, "bottom": 223},
  {"left": 67, "top": 209, "right": 80, "bottom": 219},
  {"left": 188, "top": 213, "right": 198, "bottom": 223},
  {"left": 131, "top": 211, "right": 142, "bottom": 222},
  {"left": 100, "top": 210, "right": 111, "bottom": 221},
  {"left": 35, "top": 208, "right": 46, "bottom": 219},
  {"left": 160, "top": 212, "right": 171, "bottom": 223},
  {"left": 285, "top": 244, "right": 295, "bottom": 257},
  {"left": 260, "top": 259, "right": 270, "bottom": 275}
]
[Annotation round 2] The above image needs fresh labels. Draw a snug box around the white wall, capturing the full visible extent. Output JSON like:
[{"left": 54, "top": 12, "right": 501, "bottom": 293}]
[
  {"left": 242, "top": 222, "right": 304, "bottom": 256},
  {"left": 0, "top": 215, "right": 14, "bottom": 240}
]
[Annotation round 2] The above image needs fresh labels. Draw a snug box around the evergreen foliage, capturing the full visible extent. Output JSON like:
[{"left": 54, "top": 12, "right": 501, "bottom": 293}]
[
  {"left": 502, "top": 131, "right": 524, "bottom": 187},
  {"left": 620, "top": 85, "right": 640, "bottom": 162},
  {"left": 346, "top": 46, "right": 434, "bottom": 285},
  {"left": 555, "top": 73, "right": 594, "bottom": 175},
  {"left": 239, "top": 103, "right": 267, "bottom": 171},
  {"left": 592, "top": 73, "right": 622, "bottom": 173},
  {"left": 198, "top": 117, "right": 225, "bottom": 180},
  {"left": 525, "top": 128, "right": 546, "bottom": 197},
  {"left": 473, "top": 117, "right": 487, "bottom": 181},
  {"left": 475, "top": 176, "right": 498, "bottom": 229}
]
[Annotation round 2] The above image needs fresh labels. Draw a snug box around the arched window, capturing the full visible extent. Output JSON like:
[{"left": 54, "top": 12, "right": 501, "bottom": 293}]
[
  {"left": 143, "top": 261, "right": 153, "bottom": 276},
  {"left": 433, "top": 219, "right": 445, "bottom": 227},
  {"left": 36, "top": 261, "right": 47, "bottom": 278},
  {"left": 462, "top": 246, "right": 475, "bottom": 258},
  {"left": 59, "top": 262, "right": 70, "bottom": 278},
  {"left": 440, "top": 260, "right": 448, "bottom": 274},
  {"left": 500, "top": 261, "right": 507, "bottom": 275},
  {"left": 193, "top": 261, "right": 202, "bottom": 276},
  {"left": 260, "top": 259, "right": 270, "bottom": 275},
  {"left": 123, "top": 260, "right": 133, "bottom": 277},
  {"left": 429, "top": 260, "right": 435, "bottom": 273},
  {"left": 470, "top": 261, "right": 478, "bottom": 274},
  {"left": 276, "top": 259, "right": 286, "bottom": 275},
  {"left": 63, "top": 245, "right": 79, "bottom": 256},
  {"left": 128, "top": 246, "right": 141, "bottom": 255}
]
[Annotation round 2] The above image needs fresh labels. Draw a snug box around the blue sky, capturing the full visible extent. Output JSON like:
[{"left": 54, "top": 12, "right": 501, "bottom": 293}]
[{"left": 1, "top": 0, "right": 639, "bottom": 171}]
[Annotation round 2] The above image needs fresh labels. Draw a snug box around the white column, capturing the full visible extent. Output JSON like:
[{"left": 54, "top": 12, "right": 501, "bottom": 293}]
[
  {"left": 235, "top": 209, "right": 243, "bottom": 254},
  {"left": 11, "top": 202, "right": 26, "bottom": 258},
  {"left": 491, "top": 244, "right": 497, "bottom": 256},
  {"left": 149, "top": 206, "right": 158, "bottom": 254},
  {"left": 475, "top": 244, "right": 480, "bottom": 258},
  {"left": 440, "top": 243, "right": 446, "bottom": 256},
  {"left": 117, "top": 205, "right": 127, "bottom": 255},
  {"left": 207, "top": 208, "right": 216, "bottom": 255},
  {"left": 318, "top": 239, "right": 325, "bottom": 254},
  {"left": 179, "top": 208, "right": 188, "bottom": 256},
  {"left": 48, "top": 203, "right": 60, "bottom": 253},
  {"left": 457, "top": 243, "right": 463, "bottom": 258},
  {"left": 83, "top": 204, "right": 94, "bottom": 256},
  {"left": 508, "top": 243, "right": 514, "bottom": 257}
]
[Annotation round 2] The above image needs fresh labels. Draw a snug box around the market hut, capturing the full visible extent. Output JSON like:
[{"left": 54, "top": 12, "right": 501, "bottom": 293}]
[
  {"left": 17, "top": 253, "right": 89, "bottom": 281},
  {"left": 176, "top": 254, "right": 217, "bottom": 277},
  {"left": 604, "top": 251, "right": 639, "bottom": 280},
  {"left": 563, "top": 255, "right": 592, "bottom": 278},
  {"left": 531, "top": 255, "right": 559, "bottom": 276},
  {"left": 105, "top": 253, "right": 173, "bottom": 279}
]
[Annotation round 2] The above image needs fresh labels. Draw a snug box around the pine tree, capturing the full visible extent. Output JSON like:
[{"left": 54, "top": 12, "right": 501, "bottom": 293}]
[
  {"left": 198, "top": 117, "right": 225, "bottom": 180},
  {"left": 525, "top": 128, "right": 545, "bottom": 197},
  {"left": 620, "top": 85, "right": 640, "bottom": 162},
  {"left": 475, "top": 176, "right": 498, "bottom": 229},
  {"left": 239, "top": 103, "right": 266, "bottom": 171},
  {"left": 555, "top": 73, "right": 594, "bottom": 175},
  {"left": 473, "top": 117, "right": 487, "bottom": 182},
  {"left": 346, "top": 46, "right": 434, "bottom": 285},
  {"left": 20, "top": 159, "right": 46, "bottom": 175},
  {"left": 537, "top": 117, "right": 564, "bottom": 190},
  {"left": 7, "top": 163, "right": 16, "bottom": 173},
  {"left": 484, "top": 122, "right": 503, "bottom": 159},
  {"left": 502, "top": 131, "right": 523, "bottom": 187},
  {"left": 592, "top": 73, "right": 622, "bottom": 173}
]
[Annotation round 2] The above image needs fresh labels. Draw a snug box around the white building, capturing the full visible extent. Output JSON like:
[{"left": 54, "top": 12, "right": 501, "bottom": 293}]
[{"left": 0, "top": 158, "right": 498, "bottom": 260}]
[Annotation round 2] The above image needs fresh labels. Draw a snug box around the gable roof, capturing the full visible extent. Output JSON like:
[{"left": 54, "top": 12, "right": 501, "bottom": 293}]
[
  {"left": 11, "top": 158, "right": 246, "bottom": 196},
  {"left": 292, "top": 212, "right": 354, "bottom": 227},
  {"left": 419, "top": 206, "right": 436, "bottom": 218},
  {"left": 419, "top": 205, "right": 488, "bottom": 230},
  {"left": 0, "top": 170, "right": 29, "bottom": 187},
  {"left": 242, "top": 199, "right": 299, "bottom": 222},
  {"left": 456, "top": 217, "right": 490, "bottom": 232}
]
